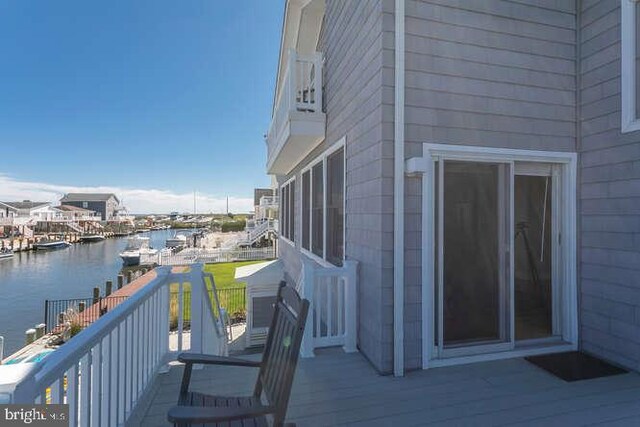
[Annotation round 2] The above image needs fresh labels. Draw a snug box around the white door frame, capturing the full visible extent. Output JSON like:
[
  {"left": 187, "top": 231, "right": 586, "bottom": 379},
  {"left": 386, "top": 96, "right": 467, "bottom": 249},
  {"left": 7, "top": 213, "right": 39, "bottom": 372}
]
[{"left": 410, "top": 143, "right": 578, "bottom": 370}]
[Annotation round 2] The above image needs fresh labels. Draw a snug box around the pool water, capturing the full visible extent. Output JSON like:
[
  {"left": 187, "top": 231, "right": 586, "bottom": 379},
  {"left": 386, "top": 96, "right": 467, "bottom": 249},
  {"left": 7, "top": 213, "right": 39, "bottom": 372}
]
[{"left": 4, "top": 349, "right": 54, "bottom": 365}]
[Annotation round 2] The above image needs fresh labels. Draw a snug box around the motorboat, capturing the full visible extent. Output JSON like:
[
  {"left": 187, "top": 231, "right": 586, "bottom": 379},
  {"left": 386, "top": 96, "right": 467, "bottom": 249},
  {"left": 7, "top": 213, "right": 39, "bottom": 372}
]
[
  {"left": 119, "top": 236, "right": 158, "bottom": 266},
  {"left": 33, "top": 239, "right": 71, "bottom": 250},
  {"left": 165, "top": 233, "right": 188, "bottom": 248},
  {"left": 79, "top": 234, "right": 106, "bottom": 243},
  {"left": 0, "top": 247, "right": 13, "bottom": 259}
]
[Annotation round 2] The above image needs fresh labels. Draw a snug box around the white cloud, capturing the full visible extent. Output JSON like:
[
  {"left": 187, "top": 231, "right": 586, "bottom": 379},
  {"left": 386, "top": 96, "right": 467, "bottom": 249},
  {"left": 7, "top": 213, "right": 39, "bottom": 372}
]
[{"left": 0, "top": 174, "right": 253, "bottom": 214}]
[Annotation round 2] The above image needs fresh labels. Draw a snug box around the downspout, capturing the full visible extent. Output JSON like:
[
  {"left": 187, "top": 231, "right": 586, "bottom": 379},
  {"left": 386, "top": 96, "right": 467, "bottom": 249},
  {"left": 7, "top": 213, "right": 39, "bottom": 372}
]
[{"left": 393, "top": 0, "right": 405, "bottom": 377}]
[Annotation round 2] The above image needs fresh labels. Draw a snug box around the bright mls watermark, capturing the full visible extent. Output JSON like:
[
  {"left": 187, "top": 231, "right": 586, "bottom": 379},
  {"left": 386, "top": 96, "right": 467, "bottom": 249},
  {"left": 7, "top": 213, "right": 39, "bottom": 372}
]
[{"left": 0, "top": 405, "right": 68, "bottom": 426}]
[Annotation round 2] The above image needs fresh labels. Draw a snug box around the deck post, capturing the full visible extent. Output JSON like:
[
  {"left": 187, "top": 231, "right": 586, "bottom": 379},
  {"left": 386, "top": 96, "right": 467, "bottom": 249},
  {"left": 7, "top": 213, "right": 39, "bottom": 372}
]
[
  {"left": 343, "top": 260, "right": 358, "bottom": 353},
  {"left": 300, "top": 259, "right": 315, "bottom": 358},
  {"left": 105, "top": 280, "right": 113, "bottom": 296}
]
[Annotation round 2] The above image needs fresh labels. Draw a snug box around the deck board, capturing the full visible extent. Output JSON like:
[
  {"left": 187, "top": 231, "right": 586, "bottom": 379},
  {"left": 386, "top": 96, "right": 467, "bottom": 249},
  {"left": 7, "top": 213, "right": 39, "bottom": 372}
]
[{"left": 137, "top": 348, "right": 640, "bottom": 426}]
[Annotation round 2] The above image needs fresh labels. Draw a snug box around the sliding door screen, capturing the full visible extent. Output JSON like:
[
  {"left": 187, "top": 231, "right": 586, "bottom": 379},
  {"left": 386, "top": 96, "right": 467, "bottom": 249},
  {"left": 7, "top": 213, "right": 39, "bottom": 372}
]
[{"left": 440, "top": 161, "right": 510, "bottom": 349}]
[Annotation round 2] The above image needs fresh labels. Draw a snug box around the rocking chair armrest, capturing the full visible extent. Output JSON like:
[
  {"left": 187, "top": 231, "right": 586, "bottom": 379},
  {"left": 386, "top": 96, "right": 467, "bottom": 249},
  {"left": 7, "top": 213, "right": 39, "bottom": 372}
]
[
  {"left": 167, "top": 404, "right": 276, "bottom": 423},
  {"left": 177, "top": 352, "right": 261, "bottom": 368}
]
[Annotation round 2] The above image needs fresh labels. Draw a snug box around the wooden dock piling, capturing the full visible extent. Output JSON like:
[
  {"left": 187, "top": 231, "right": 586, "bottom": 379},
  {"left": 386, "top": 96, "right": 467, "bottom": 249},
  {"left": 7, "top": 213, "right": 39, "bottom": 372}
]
[{"left": 105, "top": 280, "right": 113, "bottom": 296}]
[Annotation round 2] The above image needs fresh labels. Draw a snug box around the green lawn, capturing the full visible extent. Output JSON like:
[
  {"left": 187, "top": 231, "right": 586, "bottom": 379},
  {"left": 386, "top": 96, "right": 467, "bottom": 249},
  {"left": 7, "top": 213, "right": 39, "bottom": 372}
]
[
  {"left": 168, "top": 260, "right": 267, "bottom": 326},
  {"left": 204, "top": 260, "right": 265, "bottom": 289}
]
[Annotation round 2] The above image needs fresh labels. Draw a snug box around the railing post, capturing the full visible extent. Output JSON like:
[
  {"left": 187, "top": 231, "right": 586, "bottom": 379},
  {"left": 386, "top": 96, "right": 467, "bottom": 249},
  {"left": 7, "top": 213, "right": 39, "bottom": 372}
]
[
  {"left": 300, "top": 259, "right": 315, "bottom": 358},
  {"left": 313, "top": 51, "right": 323, "bottom": 112},
  {"left": 189, "top": 265, "right": 204, "bottom": 354},
  {"left": 343, "top": 260, "right": 358, "bottom": 353},
  {"left": 288, "top": 48, "right": 297, "bottom": 112}
]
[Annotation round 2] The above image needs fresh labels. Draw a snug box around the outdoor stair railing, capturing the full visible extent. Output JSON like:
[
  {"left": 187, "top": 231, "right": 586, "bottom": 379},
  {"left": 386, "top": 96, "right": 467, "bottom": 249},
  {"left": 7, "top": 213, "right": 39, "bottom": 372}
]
[
  {"left": 1, "top": 264, "right": 227, "bottom": 427},
  {"left": 299, "top": 258, "right": 358, "bottom": 357}
]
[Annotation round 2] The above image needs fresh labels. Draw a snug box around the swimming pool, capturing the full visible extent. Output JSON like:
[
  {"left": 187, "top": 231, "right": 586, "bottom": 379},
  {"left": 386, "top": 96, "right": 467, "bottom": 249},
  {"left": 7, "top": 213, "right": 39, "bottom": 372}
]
[{"left": 4, "top": 349, "right": 54, "bottom": 365}]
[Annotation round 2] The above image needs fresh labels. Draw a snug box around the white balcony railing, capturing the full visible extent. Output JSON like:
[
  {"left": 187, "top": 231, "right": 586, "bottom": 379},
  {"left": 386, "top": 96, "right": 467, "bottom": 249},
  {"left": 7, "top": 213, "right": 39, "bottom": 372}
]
[
  {"left": 0, "top": 217, "right": 13, "bottom": 226},
  {"left": 267, "top": 49, "right": 324, "bottom": 174},
  {"left": 155, "top": 246, "right": 276, "bottom": 266},
  {"left": 259, "top": 195, "right": 278, "bottom": 207},
  {"left": 1, "top": 264, "right": 227, "bottom": 426},
  {"left": 300, "top": 258, "right": 358, "bottom": 357}
]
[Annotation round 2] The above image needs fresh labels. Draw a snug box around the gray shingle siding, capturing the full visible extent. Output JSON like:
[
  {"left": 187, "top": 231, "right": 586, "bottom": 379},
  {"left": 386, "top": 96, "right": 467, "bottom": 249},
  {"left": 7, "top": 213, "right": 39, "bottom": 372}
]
[
  {"left": 403, "top": 0, "right": 577, "bottom": 369},
  {"left": 579, "top": 0, "right": 640, "bottom": 371},
  {"left": 276, "top": 0, "right": 394, "bottom": 373},
  {"left": 276, "top": 0, "right": 640, "bottom": 374}
]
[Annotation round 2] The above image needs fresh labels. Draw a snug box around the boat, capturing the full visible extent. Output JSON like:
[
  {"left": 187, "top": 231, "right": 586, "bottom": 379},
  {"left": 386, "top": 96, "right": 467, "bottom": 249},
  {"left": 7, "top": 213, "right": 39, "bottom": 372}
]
[
  {"left": 0, "top": 247, "right": 13, "bottom": 259},
  {"left": 33, "top": 239, "right": 71, "bottom": 250},
  {"left": 79, "top": 234, "right": 106, "bottom": 243},
  {"left": 119, "top": 236, "right": 158, "bottom": 266},
  {"left": 165, "top": 233, "right": 188, "bottom": 248},
  {"left": 135, "top": 228, "right": 150, "bottom": 234}
]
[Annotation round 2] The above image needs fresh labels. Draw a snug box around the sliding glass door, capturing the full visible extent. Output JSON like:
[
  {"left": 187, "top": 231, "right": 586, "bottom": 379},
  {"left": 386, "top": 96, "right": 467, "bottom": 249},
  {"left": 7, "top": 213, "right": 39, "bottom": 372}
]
[{"left": 435, "top": 159, "right": 561, "bottom": 358}]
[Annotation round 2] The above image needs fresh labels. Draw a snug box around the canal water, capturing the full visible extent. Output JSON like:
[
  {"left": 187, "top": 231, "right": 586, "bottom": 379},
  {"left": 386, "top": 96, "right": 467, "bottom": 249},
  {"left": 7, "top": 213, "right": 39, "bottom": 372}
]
[{"left": 0, "top": 229, "right": 173, "bottom": 356}]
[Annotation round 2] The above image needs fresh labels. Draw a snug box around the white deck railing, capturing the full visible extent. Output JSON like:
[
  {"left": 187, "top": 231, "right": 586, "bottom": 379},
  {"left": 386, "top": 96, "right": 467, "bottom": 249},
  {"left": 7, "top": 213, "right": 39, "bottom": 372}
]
[
  {"left": 267, "top": 49, "right": 323, "bottom": 160},
  {"left": 300, "top": 258, "right": 358, "bottom": 357},
  {"left": 1, "top": 264, "right": 227, "bottom": 427},
  {"left": 155, "top": 246, "right": 276, "bottom": 266}
]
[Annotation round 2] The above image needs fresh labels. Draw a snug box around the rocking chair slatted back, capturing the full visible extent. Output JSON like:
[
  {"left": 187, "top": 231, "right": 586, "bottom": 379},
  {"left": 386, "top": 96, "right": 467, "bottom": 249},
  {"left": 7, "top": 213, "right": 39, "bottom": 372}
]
[{"left": 254, "top": 281, "right": 309, "bottom": 426}]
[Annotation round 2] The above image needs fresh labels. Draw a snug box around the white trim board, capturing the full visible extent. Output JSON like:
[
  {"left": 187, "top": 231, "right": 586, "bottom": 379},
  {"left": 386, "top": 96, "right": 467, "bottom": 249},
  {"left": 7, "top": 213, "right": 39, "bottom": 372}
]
[
  {"left": 621, "top": 0, "right": 640, "bottom": 133},
  {"left": 415, "top": 143, "right": 578, "bottom": 370}
]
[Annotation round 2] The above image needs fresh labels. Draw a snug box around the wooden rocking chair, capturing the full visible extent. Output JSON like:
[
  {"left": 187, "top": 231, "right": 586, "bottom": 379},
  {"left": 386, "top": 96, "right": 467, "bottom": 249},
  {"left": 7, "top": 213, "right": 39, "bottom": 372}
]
[{"left": 168, "top": 281, "right": 310, "bottom": 426}]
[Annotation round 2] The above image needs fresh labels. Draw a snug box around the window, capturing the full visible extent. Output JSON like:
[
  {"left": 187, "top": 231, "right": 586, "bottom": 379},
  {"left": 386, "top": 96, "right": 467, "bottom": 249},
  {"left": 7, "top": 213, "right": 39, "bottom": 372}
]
[
  {"left": 82, "top": 201, "right": 88, "bottom": 208},
  {"left": 326, "top": 148, "right": 344, "bottom": 264},
  {"left": 311, "top": 162, "right": 324, "bottom": 257},
  {"left": 302, "top": 171, "right": 311, "bottom": 249},
  {"left": 280, "top": 179, "right": 295, "bottom": 242},
  {"left": 622, "top": 0, "right": 640, "bottom": 132},
  {"left": 301, "top": 142, "right": 345, "bottom": 266}
]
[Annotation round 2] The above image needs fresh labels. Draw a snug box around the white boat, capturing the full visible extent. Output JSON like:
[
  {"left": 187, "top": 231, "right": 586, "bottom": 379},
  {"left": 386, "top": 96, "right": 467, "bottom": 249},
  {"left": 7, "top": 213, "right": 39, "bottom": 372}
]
[
  {"left": 34, "top": 239, "right": 71, "bottom": 250},
  {"left": 79, "top": 234, "right": 106, "bottom": 243},
  {"left": 119, "top": 236, "right": 158, "bottom": 266},
  {"left": 0, "top": 247, "right": 13, "bottom": 259},
  {"left": 165, "top": 233, "right": 188, "bottom": 248}
]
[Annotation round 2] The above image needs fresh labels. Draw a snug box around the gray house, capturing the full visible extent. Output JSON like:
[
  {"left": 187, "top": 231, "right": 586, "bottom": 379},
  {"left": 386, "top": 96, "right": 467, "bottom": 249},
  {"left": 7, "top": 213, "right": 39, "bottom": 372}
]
[
  {"left": 265, "top": 0, "right": 640, "bottom": 376},
  {"left": 59, "top": 193, "right": 120, "bottom": 221}
]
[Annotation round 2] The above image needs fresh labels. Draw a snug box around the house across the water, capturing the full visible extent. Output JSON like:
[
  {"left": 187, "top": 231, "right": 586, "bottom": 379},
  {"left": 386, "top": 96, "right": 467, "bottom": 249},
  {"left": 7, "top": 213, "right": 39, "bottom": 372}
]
[{"left": 59, "top": 193, "right": 120, "bottom": 221}]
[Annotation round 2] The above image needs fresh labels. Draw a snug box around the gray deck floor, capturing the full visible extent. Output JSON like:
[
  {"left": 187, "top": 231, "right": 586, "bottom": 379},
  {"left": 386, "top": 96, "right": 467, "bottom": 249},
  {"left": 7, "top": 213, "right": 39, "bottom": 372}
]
[{"left": 138, "top": 348, "right": 640, "bottom": 426}]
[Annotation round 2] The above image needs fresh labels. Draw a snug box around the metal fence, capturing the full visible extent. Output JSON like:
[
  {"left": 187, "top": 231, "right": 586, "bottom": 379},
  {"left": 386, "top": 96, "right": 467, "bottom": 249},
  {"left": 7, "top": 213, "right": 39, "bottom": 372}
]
[
  {"left": 169, "top": 286, "right": 246, "bottom": 330},
  {"left": 43, "top": 296, "right": 129, "bottom": 333}
]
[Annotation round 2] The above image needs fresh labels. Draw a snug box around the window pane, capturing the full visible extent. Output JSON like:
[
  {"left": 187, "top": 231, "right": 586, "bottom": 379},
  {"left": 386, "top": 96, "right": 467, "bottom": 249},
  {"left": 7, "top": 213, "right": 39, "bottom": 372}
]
[
  {"left": 282, "top": 184, "right": 288, "bottom": 239},
  {"left": 312, "top": 162, "right": 324, "bottom": 257},
  {"left": 302, "top": 171, "right": 311, "bottom": 250},
  {"left": 290, "top": 181, "right": 295, "bottom": 242},
  {"left": 326, "top": 148, "right": 344, "bottom": 266}
]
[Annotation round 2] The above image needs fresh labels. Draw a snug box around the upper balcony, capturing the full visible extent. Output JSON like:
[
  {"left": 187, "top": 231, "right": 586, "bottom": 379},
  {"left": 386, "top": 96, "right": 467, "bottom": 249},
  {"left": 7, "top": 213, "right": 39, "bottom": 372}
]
[{"left": 267, "top": 49, "right": 325, "bottom": 175}]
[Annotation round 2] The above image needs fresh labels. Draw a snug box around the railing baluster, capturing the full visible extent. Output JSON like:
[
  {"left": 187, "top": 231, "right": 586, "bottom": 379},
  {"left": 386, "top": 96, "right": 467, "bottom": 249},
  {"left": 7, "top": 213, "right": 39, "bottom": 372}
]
[
  {"left": 327, "top": 276, "right": 333, "bottom": 338},
  {"left": 91, "top": 342, "right": 102, "bottom": 427},
  {"left": 110, "top": 327, "right": 118, "bottom": 427},
  {"left": 101, "top": 334, "right": 110, "bottom": 426},
  {"left": 67, "top": 364, "right": 79, "bottom": 427},
  {"left": 79, "top": 352, "right": 91, "bottom": 427},
  {"left": 178, "top": 282, "right": 184, "bottom": 352}
]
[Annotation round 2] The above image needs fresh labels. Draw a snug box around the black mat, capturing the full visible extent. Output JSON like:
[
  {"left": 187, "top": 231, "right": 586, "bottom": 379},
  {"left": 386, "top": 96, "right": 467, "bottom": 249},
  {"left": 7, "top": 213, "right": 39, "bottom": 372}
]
[{"left": 525, "top": 351, "right": 628, "bottom": 382}]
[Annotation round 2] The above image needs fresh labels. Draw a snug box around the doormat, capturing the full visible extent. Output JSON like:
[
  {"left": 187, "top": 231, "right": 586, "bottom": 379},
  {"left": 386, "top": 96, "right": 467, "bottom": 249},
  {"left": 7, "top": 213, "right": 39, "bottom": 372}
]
[{"left": 525, "top": 351, "right": 628, "bottom": 382}]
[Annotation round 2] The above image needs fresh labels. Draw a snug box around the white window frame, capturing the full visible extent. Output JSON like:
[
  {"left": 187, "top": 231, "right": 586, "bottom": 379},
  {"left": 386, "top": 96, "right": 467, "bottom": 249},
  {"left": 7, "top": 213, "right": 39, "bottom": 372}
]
[
  {"left": 279, "top": 176, "right": 296, "bottom": 246},
  {"left": 300, "top": 137, "right": 346, "bottom": 267},
  {"left": 414, "top": 143, "right": 578, "bottom": 370},
  {"left": 622, "top": 0, "right": 640, "bottom": 132}
]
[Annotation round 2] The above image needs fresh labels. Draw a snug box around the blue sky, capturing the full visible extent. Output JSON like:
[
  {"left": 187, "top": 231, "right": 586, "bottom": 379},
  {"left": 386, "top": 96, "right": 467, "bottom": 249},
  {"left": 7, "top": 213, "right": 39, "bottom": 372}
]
[{"left": 0, "top": 1, "right": 283, "bottom": 212}]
